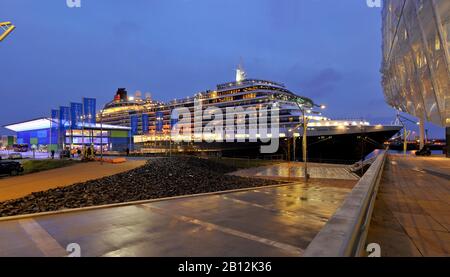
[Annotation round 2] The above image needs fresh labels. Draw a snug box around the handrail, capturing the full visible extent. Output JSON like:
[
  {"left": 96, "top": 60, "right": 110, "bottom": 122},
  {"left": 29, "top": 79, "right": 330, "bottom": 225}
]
[{"left": 303, "top": 150, "right": 387, "bottom": 256}]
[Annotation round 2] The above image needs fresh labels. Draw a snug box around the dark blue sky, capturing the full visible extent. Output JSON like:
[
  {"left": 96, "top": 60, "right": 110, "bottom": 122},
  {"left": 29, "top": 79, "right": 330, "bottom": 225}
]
[{"left": 0, "top": 0, "right": 444, "bottom": 137}]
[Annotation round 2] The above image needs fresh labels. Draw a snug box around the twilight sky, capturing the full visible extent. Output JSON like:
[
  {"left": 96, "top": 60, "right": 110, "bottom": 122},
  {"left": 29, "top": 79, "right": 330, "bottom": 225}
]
[{"left": 0, "top": 0, "right": 444, "bottom": 137}]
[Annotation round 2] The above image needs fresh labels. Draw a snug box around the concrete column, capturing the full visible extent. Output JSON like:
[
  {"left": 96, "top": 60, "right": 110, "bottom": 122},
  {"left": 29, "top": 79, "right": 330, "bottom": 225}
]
[{"left": 419, "top": 116, "right": 425, "bottom": 149}]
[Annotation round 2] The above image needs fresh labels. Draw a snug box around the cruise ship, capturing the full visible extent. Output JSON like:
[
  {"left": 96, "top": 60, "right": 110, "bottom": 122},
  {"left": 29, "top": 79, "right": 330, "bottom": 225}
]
[{"left": 99, "top": 67, "right": 401, "bottom": 164}]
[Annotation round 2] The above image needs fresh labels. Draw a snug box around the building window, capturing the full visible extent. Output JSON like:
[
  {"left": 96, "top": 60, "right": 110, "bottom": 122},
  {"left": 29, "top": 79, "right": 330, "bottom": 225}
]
[{"left": 435, "top": 35, "right": 441, "bottom": 50}]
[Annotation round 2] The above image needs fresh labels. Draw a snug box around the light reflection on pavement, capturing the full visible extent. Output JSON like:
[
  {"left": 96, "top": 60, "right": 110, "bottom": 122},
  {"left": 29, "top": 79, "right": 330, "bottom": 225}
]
[{"left": 0, "top": 180, "right": 355, "bottom": 257}]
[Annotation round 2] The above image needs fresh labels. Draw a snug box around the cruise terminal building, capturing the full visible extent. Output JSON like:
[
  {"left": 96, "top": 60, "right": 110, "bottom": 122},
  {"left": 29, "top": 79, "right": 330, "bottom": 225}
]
[
  {"left": 3, "top": 97, "right": 131, "bottom": 153},
  {"left": 4, "top": 117, "right": 131, "bottom": 152}
]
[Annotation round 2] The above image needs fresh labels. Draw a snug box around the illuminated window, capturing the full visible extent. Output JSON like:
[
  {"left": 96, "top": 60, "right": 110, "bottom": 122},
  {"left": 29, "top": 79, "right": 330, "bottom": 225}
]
[
  {"left": 243, "top": 93, "right": 256, "bottom": 99},
  {"left": 435, "top": 35, "right": 441, "bottom": 50},
  {"left": 220, "top": 97, "right": 233, "bottom": 102}
]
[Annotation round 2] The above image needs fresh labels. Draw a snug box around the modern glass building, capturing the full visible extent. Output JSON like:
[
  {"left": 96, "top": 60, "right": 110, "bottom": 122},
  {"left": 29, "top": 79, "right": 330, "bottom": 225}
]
[
  {"left": 381, "top": 0, "right": 450, "bottom": 154},
  {"left": 4, "top": 118, "right": 130, "bottom": 152}
]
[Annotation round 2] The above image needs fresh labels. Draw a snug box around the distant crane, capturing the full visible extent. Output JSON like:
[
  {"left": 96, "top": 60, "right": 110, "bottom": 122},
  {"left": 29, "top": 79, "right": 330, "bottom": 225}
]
[{"left": 0, "top": 22, "right": 15, "bottom": 42}]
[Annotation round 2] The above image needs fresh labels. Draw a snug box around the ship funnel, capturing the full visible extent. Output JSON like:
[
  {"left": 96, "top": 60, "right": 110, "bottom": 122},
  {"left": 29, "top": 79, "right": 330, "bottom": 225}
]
[
  {"left": 115, "top": 88, "right": 128, "bottom": 101},
  {"left": 135, "top": 90, "right": 142, "bottom": 100},
  {"left": 145, "top": 92, "right": 152, "bottom": 101}
]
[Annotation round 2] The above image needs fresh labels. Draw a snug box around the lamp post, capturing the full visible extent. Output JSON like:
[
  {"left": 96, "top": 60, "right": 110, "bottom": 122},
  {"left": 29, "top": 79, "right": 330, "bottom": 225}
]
[
  {"left": 100, "top": 110, "right": 103, "bottom": 165},
  {"left": 80, "top": 115, "right": 85, "bottom": 157},
  {"left": 302, "top": 109, "right": 308, "bottom": 181},
  {"left": 291, "top": 129, "right": 295, "bottom": 162},
  {"left": 295, "top": 103, "right": 326, "bottom": 182},
  {"left": 49, "top": 113, "right": 52, "bottom": 159},
  {"left": 88, "top": 114, "right": 92, "bottom": 146},
  {"left": 129, "top": 114, "right": 132, "bottom": 154}
]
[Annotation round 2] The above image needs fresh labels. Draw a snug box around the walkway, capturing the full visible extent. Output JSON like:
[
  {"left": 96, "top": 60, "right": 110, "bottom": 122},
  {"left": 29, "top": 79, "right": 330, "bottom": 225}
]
[
  {"left": 0, "top": 181, "right": 354, "bottom": 257},
  {"left": 367, "top": 154, "right": 450, "bottom": 256},
  {"left": 230, "top": 162, "right": 359, "bottom": 181},
  {"left": 0, "top": 160, "right": 147, "bottom": 202}
]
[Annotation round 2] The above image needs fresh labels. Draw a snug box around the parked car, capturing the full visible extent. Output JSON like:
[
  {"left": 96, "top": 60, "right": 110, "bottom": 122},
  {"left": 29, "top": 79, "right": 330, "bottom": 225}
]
[
  {"left": 0, "top": 160, "right": 24, "bottom": 176},
  {"left": 416, "top": 146, "right": 432, "bottom": 156},
  {"left": 59, "top": 150, "right": 71, "bottom": 159},
  {"left": 8, "top": 152, "right": 23, "bottom": 160}
]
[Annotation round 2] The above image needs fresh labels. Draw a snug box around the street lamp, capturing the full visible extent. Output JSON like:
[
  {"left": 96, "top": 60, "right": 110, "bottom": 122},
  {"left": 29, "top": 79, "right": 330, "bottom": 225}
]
[
  {"left": 49, "top": 114, "right": 52, "bottom": 159},
  {"left": 100, "top": 110, "right": 103, "bottom": 165},
  {"left": 87, "top": 114, "right": 92, "bottom": 159},
  {"left": 80, "top": 114, "right": 92, "bottom": 158},
  {"left": 129, "top": 114, "right": 133, "bottom": 155},
  {"left": 295, "top": 102, "right": 326, "bottom": 182},
  {"left": 80, "top": 115, "right": 85, "bottom": 156}
]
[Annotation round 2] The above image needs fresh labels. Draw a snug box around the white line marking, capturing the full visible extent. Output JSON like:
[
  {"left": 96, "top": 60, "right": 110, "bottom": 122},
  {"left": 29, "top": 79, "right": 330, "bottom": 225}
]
[
  {"left": 139, "top": 204, "right": 304, "bottom": 256},
  {"left": 18, "top": 218, "right": 67, "bottom": 257},
  {"left": 220, "top": 195, "right": 329, "bottom": 221}
]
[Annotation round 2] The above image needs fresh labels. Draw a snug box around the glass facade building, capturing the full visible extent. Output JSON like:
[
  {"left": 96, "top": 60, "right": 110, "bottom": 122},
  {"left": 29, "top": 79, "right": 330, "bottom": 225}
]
[
  {"left": 4, "top": 118, "right": 131, "bottom": 153},
  {"left": 381, "top": 0, "right": 450, "bottom": 133}
]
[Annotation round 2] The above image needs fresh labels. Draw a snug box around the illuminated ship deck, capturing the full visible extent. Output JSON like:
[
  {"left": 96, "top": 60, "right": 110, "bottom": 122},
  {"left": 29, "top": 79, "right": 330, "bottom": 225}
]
[{"left": 99, "top": 67, "right": 401, "bottom": 163}]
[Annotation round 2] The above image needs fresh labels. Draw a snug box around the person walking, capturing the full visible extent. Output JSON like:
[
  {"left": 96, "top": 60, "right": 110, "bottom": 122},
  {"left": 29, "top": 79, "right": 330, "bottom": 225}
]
[
  {"left": 51, "top": 149, "right": 55, "bottom": 159},
  {"left": 87, "top": 146, "right": 92, "bottom": 159}
]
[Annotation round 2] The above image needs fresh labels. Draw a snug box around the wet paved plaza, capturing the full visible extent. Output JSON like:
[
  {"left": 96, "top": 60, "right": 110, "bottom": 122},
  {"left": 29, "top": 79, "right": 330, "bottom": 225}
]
[
  {"left": 231, "top": 162, "right": 359, "bottom": 181},
  {"left": 367, "top": 155, "right": 450, "bottom": 256},
  {"left": 0, "top": 181, "right": 354, "bottom": 257}
]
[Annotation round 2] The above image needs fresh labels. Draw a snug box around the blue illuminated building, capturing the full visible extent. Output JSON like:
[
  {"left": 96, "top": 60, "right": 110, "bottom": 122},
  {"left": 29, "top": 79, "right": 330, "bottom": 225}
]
[
  {"left": 4, "top": 118, "right": 130, "bottom": 152},
  {"left": 3, "top": 98, "right": 131, "bottom": 152}
]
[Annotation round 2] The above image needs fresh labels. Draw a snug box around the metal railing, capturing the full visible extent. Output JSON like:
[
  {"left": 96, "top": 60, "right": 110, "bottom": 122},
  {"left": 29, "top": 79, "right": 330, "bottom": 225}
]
[{"left": 303, "top": 150, "right": 387, "bottom": 257}]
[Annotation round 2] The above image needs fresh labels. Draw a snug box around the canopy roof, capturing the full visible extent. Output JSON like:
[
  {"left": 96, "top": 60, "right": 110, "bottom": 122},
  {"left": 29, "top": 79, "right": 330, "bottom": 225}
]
[{"left": 4, "top": 117, "right": 130, "bottom": 132}]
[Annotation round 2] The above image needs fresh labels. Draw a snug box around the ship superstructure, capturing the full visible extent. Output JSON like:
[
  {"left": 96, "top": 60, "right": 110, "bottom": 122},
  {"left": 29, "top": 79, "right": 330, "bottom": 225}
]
[{"left": 100, "top": 67, "right": 401, "bottom": 163}]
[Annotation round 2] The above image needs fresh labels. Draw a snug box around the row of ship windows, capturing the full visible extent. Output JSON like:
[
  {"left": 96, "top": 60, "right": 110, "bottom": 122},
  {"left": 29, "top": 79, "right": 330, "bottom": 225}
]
[
  {"left": 101, "top": 111, "right": 297, "bottom": 121},
  {"left": 214, "top": 85, "right": 291, "bottom": 96},
  {"left": 216, "top": 80, "right": 284, "bottom": 90},
  {"left": 104, "top": 94, "right": 299, "bottom": 117},
  {"left": 152, "top": 95, "right": 296, "bottom": 112},
  {"left": 101, "top": 99, "right": 287, "bottom": 119},
  {"left": 101, "top": 119, "right": 300, "bottom": 128}
]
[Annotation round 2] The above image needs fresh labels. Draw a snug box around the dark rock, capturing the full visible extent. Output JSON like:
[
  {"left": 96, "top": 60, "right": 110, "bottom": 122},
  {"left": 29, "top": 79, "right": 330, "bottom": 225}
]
[{"left": 0, "top": 157, "right": 281, "bottom": 217}]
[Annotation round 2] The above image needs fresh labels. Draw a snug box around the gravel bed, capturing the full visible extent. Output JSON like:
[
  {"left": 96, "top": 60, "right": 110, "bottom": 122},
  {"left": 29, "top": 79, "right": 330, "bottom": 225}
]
[{"left": 0, "top": 157, "right": 281, "bottom": 217}]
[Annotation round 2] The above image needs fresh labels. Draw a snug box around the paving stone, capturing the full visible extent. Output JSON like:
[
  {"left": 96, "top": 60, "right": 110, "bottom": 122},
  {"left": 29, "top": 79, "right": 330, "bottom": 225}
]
[{"left": 367, "top": 155, "right": 450, "bottom": 257}]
